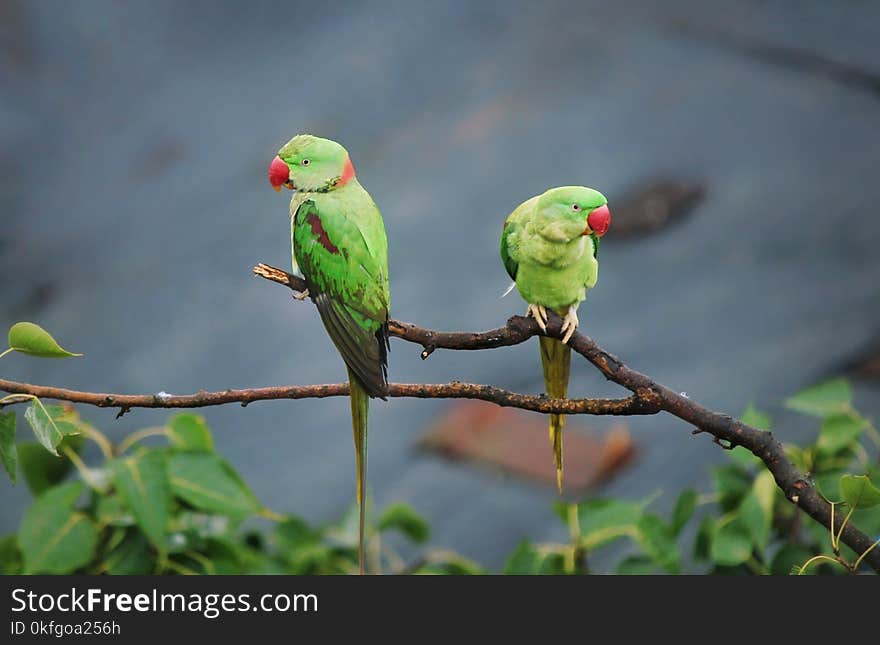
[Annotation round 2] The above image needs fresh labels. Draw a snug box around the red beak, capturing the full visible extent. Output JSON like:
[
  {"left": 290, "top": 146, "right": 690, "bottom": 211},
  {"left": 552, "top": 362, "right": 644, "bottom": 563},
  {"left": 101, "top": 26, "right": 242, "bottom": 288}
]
[
  {"left": 268, "top": 156, "right": 291, "bottom": 192},
  {"left": 587, "top": 204, "right": 611, "bottom": 237}
]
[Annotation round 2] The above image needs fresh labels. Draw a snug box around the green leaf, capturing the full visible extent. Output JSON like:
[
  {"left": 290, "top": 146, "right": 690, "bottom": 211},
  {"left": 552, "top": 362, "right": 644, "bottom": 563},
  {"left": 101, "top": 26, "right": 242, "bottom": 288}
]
[
  {"left": 814, "top": 468, "right": 845, "bottom": 502},
  {"left": 275, "top": 516, "right": 321, "bottom": 552},
  {"left": 785, "top": 379, "right": 851, "bottom": 417},
  {"left": 616, "top": 555, "right": 657, "bottom": 575},
  {"left": 784, "top": 443, "right": 809, "bottom": 473},
  {"left": 729, "top": 405, "right": 770, "bottom": 468},
  {"left": 503, "top": 541, "right": 540, "bottom": 574},
  {"left": 104, "top": 529, "right": 154, "bottom": 575},
  {"left": 536, "top": 552, "right": 567, "bottom": 575},
  {"left": 710, "top": 517, "right": 753, "bottom": 566},
  {"left": 167, "top": 414, "right": 215, "bottom": 452},
  {"left": 95, "top": 495, "right": 135, "bottom": 527},
  {"left": 41, "top": 481, "right": 84, "bottom": 509},
  {"left": 712, "top": 464, "right": 752, "bottom": 511},
  {"left": 771, "top": 544, "right": 815, "bottom": 576},
  {"left": 18, "top": 481, "right": 98, "bottom": 574},
  {"left": 200, "top": 537, "right": 246, "bottom": 575},
  {"left": 839, "top": 474, "right": 880, "bottom": 509},
  {"left": 693, "top": 516, "right": 715, "bottom": 561},
  {"left": 501, "top": 545, "right": 566, "bottom": 575},
  {"left": 738, "top": 471, "right": 775, "bottom": 551},
  {"left": 378, "top": 503, "right": 430, "bottom": 543},
  {"left": 175, "top": 537, "right": 244, "bottom": 575},
  {"left": 168, "top": 453, "right": 261, "bottom": 518},
  {"left": 635, "top": 514, "right": 679, "bottom": 573},
  {"left": 23, "top": 402, "right": 78, "bottom": 456},
  {"left": 853, "top": 478, "right": 880, "bottom": 537},
  {"left": 273, "top": 517, "right": 330, "bottom": 574},
  {"left": 577, "top": 498, "right": 644, "bottom": 550},
  {"left": 0, "top": 534, "right": 22, "bottom": 574},
  {"left": 816, "top": 414, "right": 867, "bottom": 455},
  {"left": 110, "top": 451, "right": 172, "bottom": 554},
  {"left": 670, "top": 489, "right": 697, "bottom": 536},
  {"left": 551, "top": 500, "right": 570, "bottom": 524},
  {"left": 7, "top": 322, "right": 82, "bottom": 358},
  {"left": 416, "top": 555, "right": 484, "bottom": 575},
  {"left": 0, "top": 411, "right": 17, "bottom": 484},
  {"left": 17, "top": 442, "right": 74, "bottom": 495},
  {"left": 741, "top": 404, "right": 772, "bottom": 430},
  {"left": 728, "top": 446, "right": 762, "bottom": 469}
]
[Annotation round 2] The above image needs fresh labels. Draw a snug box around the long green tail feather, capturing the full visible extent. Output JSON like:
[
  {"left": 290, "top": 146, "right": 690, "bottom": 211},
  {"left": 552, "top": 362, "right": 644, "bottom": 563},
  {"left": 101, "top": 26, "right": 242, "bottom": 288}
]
[
  {"left": 539, "top": 335, "right": 570, "bottom": 493},
  {"left": 347, "top": 368, "right": 369, "bottom": 575}
]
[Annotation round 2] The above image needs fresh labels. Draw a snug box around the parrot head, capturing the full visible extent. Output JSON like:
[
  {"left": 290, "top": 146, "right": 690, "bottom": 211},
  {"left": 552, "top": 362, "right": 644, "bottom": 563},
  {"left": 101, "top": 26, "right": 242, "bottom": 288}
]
[
  {"left": 534, "top": 186, "right": 610, "bottom": 242},
  {"left": 268, "top": 134, "right": 356, "bottom": 193}
]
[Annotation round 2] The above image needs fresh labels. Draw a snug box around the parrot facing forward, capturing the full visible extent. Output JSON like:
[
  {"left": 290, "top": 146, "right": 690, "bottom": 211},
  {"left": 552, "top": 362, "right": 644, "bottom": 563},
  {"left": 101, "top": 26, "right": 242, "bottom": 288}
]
[
  {"left": 268, "top": 134, "right": 390, "bottom": 574},
  {"left": 500, "top": 186, "right": 611, "bottom": 492}
]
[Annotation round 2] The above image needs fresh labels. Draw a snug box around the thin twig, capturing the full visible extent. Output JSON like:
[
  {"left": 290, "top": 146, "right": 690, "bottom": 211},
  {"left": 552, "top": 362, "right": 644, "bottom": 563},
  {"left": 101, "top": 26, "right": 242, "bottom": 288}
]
[{"left": 0, "top": 379, "right": 654, "bottom": 417}]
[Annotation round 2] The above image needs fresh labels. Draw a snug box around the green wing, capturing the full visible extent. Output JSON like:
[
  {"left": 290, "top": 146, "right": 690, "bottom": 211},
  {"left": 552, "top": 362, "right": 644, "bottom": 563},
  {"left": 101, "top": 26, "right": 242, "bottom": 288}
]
[
  {"left": 293, "top": 198, "right": 389, "bottom": 398},
  {"left": 500, "top": 196, "right": 540, "bottom": 282},
  {"left": 500, "top": 218, "right": 519, "bottom": 281}
]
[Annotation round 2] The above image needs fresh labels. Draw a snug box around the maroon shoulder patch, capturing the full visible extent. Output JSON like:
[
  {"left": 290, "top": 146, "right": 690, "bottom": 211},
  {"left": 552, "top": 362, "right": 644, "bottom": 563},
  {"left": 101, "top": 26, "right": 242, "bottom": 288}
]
[{"left": 306, "top": 211, "right": 340, "bottom": 254}]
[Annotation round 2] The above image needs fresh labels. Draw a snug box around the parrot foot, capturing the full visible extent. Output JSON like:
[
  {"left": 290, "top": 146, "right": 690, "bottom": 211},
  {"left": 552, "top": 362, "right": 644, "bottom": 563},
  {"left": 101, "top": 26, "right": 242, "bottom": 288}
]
[
  {"left": 560, "top": 306, "right": 580, "bottom": 344},
  {"left": 527, "top": 303, "right": 548, "bottom": 332},
  {"left": 292, "top": 288, "right": 309, "bottom": 301}
]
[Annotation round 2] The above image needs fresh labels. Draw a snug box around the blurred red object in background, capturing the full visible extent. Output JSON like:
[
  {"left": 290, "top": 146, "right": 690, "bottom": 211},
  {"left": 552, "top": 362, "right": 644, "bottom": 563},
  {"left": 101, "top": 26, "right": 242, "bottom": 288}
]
[{"left": 421, "top": 401, "right": 635, "bottom": 493}]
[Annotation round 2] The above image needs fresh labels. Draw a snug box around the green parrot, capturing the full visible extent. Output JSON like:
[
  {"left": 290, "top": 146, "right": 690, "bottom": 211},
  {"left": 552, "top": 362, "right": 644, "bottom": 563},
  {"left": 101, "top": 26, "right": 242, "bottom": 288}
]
[
  {"left": 269, "top": 134, "right": 390, "bottom": 574},
  {"left": 500, "top": 186, "right": 611, "bottom": 492}
]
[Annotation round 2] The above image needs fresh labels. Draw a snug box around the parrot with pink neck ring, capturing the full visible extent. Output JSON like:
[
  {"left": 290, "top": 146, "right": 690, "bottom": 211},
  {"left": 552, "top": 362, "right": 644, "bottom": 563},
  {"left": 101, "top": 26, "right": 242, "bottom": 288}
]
[
  {"left": 268, "top": 134, "right": 389, "bottom": 574},
  {"left": 500, "top": 186, "right": 611, "bottom": 492}
]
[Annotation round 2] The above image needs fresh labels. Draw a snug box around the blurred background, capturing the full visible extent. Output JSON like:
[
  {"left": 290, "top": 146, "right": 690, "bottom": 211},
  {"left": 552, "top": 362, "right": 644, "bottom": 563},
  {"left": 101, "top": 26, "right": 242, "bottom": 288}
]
[{"left": 2, "top": 0, "right": 879, "bottom": 569}]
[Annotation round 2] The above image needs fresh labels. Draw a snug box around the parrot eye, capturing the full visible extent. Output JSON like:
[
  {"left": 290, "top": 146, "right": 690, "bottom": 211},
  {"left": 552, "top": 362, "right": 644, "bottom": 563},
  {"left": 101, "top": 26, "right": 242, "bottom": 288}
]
[
  {"left": 301, "top": 159, "right": 311, "bottom": 166},
  {"left": 571, "top": 203, "right": 581, "bottom": 211}
]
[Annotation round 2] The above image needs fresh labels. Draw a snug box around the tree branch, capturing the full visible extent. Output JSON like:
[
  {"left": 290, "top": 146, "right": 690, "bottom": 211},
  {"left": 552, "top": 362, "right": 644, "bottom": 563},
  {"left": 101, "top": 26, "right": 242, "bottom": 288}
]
[{"left": 0, "top": 379, "right": 654, "bottom": 416}]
